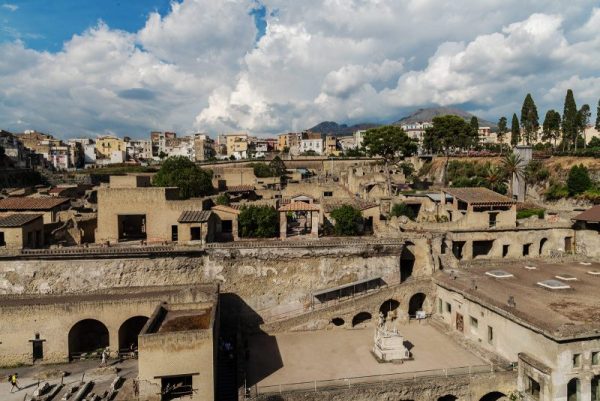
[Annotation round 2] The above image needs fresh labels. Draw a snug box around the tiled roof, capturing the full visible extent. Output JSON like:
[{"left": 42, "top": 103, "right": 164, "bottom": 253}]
[
  {"left": 442, "top": 187, "right": 514, "bottom": 206},
  {"left": 573, "top": 206, "right": 600, "bottom": 223},
  {"left": 0, "top": 213, "right": 43, "bottom": 227},
  {"left": 211, "top": 205, "right": 241, "bottom": 215},
  {"left": 278, "top": 201, "right": 321, "bottom": 212},
  {"left": 225, "top": 185, "right": 255, "bottom": 193},
  {"left": 0, "top": 197, "right": 70, "bottom": 210},
  {"left": 322, "top": 199, "right": 378, "bottom": 213},
  {"left": 178, "top": 210, "right": 213, "bottom": 223}
]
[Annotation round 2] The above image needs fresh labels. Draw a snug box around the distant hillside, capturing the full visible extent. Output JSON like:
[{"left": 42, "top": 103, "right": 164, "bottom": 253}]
[
  {"left": 307, "top": 121, "right": 381, "bottom": 136},
  {"left": 394, "top": 107, "right": 497, "bottom": 128}
]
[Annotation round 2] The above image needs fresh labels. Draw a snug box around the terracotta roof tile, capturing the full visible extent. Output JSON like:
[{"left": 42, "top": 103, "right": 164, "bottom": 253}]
[
  {"left": 0, "top": 197, "right": 70, "bottom": 210},
  {"left": 178, "top": 210, "right": 213, "bottom": 223},
  {"left": 442, "top": 187, "right": 514, "bottom": 205},
  {"left": 278, "top": 201, "right": 321, "bottom": 212},
  {"left": 323, "top": 199, "right": 378, "bottom": 213},
  {"left": 573, "top": 205, "right": 600, "bottom": 223},
  {"left": 0, "top": 213, "right": 43, "bottom": 227}
]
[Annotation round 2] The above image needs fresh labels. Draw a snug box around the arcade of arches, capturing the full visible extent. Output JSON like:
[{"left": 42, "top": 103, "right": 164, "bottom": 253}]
[{"left": 68, "top": 315, "right": 149, "bottom": 359}]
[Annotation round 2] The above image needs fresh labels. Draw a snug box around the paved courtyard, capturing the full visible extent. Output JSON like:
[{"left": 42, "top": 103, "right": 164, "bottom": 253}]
[
  {"left": 0, "top": 359, "right": 138, "bottom": 401},
  {"left": 247, "top": 321, "right": 487, "bottom": 388}
]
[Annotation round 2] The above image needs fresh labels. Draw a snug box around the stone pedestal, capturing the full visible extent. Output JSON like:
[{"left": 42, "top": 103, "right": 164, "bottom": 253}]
[{"left": 373, "top": 324, "right": 410, "bottom": 362}]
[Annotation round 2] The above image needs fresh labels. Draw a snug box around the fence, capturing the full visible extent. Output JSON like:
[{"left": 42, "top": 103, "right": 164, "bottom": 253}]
[
  {"left": 251, "top": 364, "right": 500, "bottom": 396},
  {"left": 206, "top": 237, "right": 407, "bottom": 249}
]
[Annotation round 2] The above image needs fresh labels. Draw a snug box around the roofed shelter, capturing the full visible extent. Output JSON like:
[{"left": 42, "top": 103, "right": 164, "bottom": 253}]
[
  {"left": 278, "top": 201, "right": 320, "bottom": 239},
  {"left": 0, "top": 197, "right": 70, "bottom": 224},
  {"left": 573, "top": 205, "right": 600, "bottom": 231},
  {"left": 441, "top": 187, "right": 516, "bottom": 229},
  {"left": 0, "top": 213, "right": 44, "bottom": 249}
]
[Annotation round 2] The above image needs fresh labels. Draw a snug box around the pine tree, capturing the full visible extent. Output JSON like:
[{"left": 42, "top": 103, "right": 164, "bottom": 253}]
[
  {"left": 578, "top": 104, "right": 591, "bottom": 148},
  {"left": 520, "top": 93, "right": 539, "bottom": 145},
  {"left": 510, "top": 113, "right": 520, "bottom": 146},
  {"left": 562, "top": 89, "right": 578, "bottom": 151},
  {"left": 542, "top": 110, "right": 561, "bottom": 149}
]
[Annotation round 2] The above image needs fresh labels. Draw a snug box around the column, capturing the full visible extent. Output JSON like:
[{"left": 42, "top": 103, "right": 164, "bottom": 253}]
[
  {"left": 311, "top": 212, "right": 319, "bottom": 237},
  {"left": 279, "top": 212, "right": 287, "bottom": 240}
]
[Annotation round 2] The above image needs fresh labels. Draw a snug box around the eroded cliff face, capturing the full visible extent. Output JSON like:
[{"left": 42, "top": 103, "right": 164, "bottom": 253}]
[{"left": 0, "top": 244, "right": 420, "bottom": 319}]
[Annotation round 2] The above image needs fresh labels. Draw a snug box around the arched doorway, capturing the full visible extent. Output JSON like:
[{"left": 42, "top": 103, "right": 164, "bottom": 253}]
[
  {"left": 408, "top": 293, "right": 426, "bottom": 316},
  {"left": 379, "top": 299, "right": 400, "bottom": 318},
  {"left": 479, "top": 391, "right": 507, "bottom": 401},
  {"left": 118, "top": 316, "right": 149, "bottom": 352},
  {"left": 68, "top": 319, "right": 109, "bottom": 359},
  {"left": 539, "top": 238, "right": 548, "bottom": 255},
  {"left": 567, "top": 378, "right": 580, "bottom": 401},
  {"left": 400, "top": 244, "right": 415, "bottom": 283},
  {"left": 438, "top": 395, "right": 458, "bottom": 401},
  {"left": 352, "top": 312, "right": 372, "bottom": 327},
  {"left": 331, "top": 317, "right": 345, "bottom": 326}
]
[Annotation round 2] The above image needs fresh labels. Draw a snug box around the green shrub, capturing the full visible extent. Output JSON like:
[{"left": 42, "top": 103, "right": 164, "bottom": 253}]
[
  {"left": 525, "top": 160, "right": 549, "bottom": 185},
  {"left": 330, "top": 205, "right": 363, "bottom": 236},
  {"left": 516, "top": 208, "right": 545, "bottom": 219},
  {"left": 545, "top": 183, "right": 569, "bottom": 200},
  {"left": 215, "top": 193, "right": 230, "bottom": 206},
  {"left": 580, "top": 187, "right": 600, "bottom": 204},
  {"left": 238, "top": 205, "right": 279, "bottom": 238},
  {"left": 390, "top": 203, "right": 416, "bottom": 220},
  {"left": 567, "top": 164, "right": 592, "bottom": 196}
]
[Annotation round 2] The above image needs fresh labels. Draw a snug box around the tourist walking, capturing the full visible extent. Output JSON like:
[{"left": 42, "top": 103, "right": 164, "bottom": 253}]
[{"left": 9, "top": 373, "right": 19, "bottom": 392}]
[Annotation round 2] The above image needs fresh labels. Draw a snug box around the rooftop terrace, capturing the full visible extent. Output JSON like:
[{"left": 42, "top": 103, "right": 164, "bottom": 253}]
[{"left": 435, "top": 260, "right": 600, "bottom": 341}]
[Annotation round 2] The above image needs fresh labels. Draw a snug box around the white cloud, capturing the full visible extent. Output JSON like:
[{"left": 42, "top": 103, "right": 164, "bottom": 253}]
[
  {"left": 1, "top": 3, "right": 18, "bottom": 12},
  {"left": 1, "top": 0, "right": 600, "bottom": 138}
]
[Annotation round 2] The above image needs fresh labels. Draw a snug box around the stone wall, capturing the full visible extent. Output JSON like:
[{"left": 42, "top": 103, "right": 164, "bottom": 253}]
[{"left": 252, "top": 370, "right": 516, "bottom": 401}]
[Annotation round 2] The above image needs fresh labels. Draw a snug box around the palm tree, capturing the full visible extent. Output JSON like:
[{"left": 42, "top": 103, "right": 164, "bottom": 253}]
[
  {"left": 484, "top": 164, "right": 503, "bottom": 192},
  {"left": 501, "top": 153, "right": 525, "bottom": 199}
]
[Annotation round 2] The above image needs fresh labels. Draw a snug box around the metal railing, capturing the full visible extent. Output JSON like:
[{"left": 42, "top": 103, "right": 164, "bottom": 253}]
[
  {"left": 206, "top": 237, "right": 406, "bottom": 249},
  {"left": 251, "top": 364, "right": 500, "bottom": 396}
]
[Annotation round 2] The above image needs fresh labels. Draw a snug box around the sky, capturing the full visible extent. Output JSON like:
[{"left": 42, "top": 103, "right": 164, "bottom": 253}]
[{"left": 1, "top": 0, "right": 600, "bottom": 139}]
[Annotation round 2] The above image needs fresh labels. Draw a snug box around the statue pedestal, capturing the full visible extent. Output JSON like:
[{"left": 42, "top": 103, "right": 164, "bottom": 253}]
[{"left": 372, "top": 325, "right": 411, "bottom": 362}]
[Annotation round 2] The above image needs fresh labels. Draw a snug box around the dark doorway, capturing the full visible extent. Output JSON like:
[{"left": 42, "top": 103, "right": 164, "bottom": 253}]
[
  {"left": 331, "top": 317, "right": 344, "bottom": 326},
  {"left": 190, "top": 227, "right": 201, "bottom": 241},
  {"left": 479, "top": 392, "right": 507, "bottom": 401},
  {"left": 523, "top": 243, "right": 531, "bottom": 256},
  {"left": 68, "top": 319, "right": 109, "bottom": 359},
  {"left": 565, "top": 236, "right": 573, "bottom": 253},
  {"left": 118, "top": 316, "right": 149, "bottom": 352},
  {"left": 473, "top": 240, "right": 494, "bottom": 258},
  {"left": 380, "top": 299, "right": 400, "bottom": 318},
  {"left": 364, "top": 216, "right": 374, "bottom": 233},
  {"left": 171, "top": 225, "right": 178, "bottom": 241},
  {"left": 117, "top": 215, "right": 146, "bottom": 241},
  {"left": 438, "top": 395, "right": 458, "bottom": 401},
  {"left": 488, "top": 212, "right": 498, "bottom": 228},
  {"left": 408, "top": 293, "right": 426, "bottom": 315},
  {"left": 540, "top": 238, "right": 548, "bottom": 255},
  {"left": 161, "top": 375, "right": 194, "bottom": 401},
  {"left": 31, "top": 333, "right": 44, "bottom": 361},
  {"left": 502, "top": 244, "right": 509, "bottom": 258},
  {"left": 452, "top": 241, "right": 465, "bottom": 260},
  {"left": 400, "top": 246, "right": 415, "bottom": 282},
  {"left": 351, "top": 312, "right": 372, "bottom": 327},
  {"left": 222, "top": 220, "right": 233, "bottom": 233},
  {"left": 456, "top": 313, "right": 464, "bottom": 332}
]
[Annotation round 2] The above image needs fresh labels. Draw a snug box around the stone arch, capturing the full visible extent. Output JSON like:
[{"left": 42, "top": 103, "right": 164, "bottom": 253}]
[
  {"left": 479, "top": 392, "right": 507, "bottom": 401},
  {"left": 438, "top": 395, "right": 458, "bottom": 401},
  {"left": 400, "top": 243, "right": 416, "bottom": 282},
  {"left": 408, "top": 292, "right": 426, "bottom": 316},
  {"left": 68, "top": 319, "right": 109, "bottom": 359},
  {"left": 539, "top": 238, "right": 548, "bottom": 255},
  {"left": 567, "top": 378, "right": 580, "bottom": 401},
  {"left": 352, "top": 312, "right": 372, "bottom": 327},
  {"left": 118, "top": 315, "right": 149, "bottom": 352},
  {"left": 379, "top": 299, "right": 400, "bottom": 318}
]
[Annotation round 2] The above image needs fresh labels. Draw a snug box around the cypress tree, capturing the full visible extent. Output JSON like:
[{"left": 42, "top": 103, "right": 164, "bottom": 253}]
[
  {"left": 510, "top": 113, "right": 520, "bottom": 146},
  {"left": 520, "top": 93, "right": 539, "bottom": 145},
  {"left": 497, "top": 116, "right": 508, "bottom": 150},
  {"left": 595, "top": 99, "right": 600, "bottom": 131},
  {"left": 562, "top": 89, "right": 578, "bottom": 151}
]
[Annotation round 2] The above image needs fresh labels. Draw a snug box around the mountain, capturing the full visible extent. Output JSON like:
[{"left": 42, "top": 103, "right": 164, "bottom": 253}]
[
  {"left": 393, "top": 106, "right": 497, "bottom": 128},
  {"left": 307, "top": 107, "right": 497, "bottom": 136},
  {"left": 307, "top": 121, "right": 381, "bottom": 136}
]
